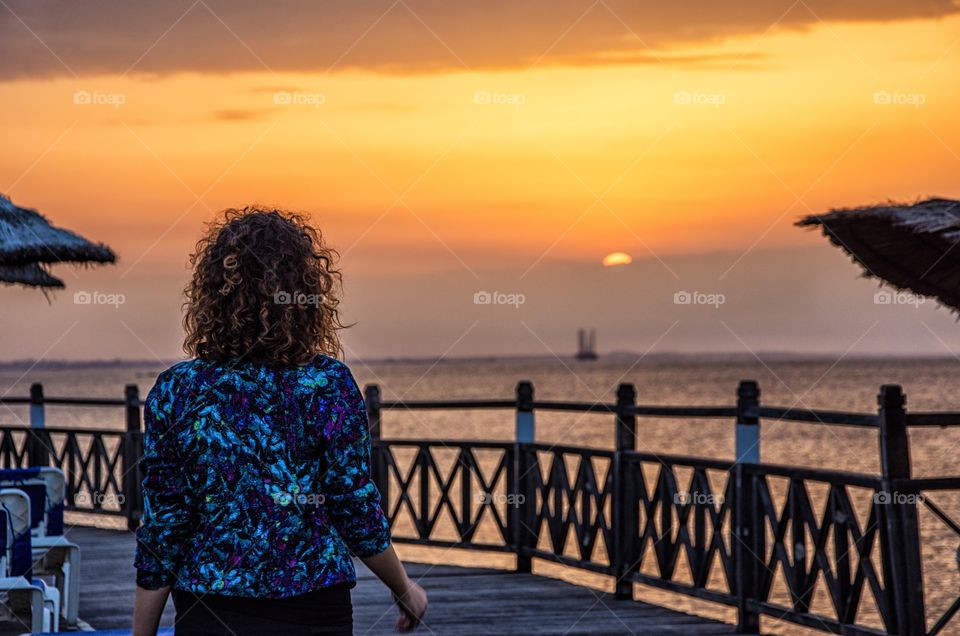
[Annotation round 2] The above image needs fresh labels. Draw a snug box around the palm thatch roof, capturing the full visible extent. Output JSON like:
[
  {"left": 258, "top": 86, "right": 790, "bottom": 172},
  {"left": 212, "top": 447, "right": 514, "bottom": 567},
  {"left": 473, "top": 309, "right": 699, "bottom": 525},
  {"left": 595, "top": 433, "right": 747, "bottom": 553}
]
[
  {"left": 0, "top": 194, "right": 115, "bottom": 266},
  {"left": 0, "top": 263, "right": 64, "bottom": 288},
  {"left": 797, "top": 198, "right": 960, "bottom": 311}
]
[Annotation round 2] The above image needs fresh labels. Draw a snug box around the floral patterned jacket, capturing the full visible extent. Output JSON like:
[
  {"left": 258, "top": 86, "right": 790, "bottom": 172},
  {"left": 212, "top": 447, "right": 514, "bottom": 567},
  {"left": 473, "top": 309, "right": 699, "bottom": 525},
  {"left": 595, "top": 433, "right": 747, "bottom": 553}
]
[{"left": 134, "top": 355, "right": 391, "bottom": 597}]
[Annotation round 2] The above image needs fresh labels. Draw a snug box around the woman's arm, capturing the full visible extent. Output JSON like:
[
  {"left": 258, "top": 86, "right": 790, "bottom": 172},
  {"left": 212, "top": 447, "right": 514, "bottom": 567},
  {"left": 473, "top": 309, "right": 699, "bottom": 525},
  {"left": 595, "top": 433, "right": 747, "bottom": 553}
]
[
  {"left": 132, "top": 586, "right": 170, "bottom": 636},
  {"left": 133, "top": 373, "right": 191, "bottom": 631},
  {"left": 321, "top": 364, "right": 428, "bottom": 631},
  {"left": 320, "top": 367, "right": 392, "bottom": 557},
  {"left": 361, "top": 546, "right": 428, "bottom": 633}
]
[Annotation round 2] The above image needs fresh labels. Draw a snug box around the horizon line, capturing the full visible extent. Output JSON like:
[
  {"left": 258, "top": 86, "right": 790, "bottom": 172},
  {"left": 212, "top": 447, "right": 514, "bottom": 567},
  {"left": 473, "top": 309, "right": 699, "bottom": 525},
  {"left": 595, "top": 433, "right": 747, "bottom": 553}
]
[{"left": 2, "top": 350, "right": 959, "bottom": 369}]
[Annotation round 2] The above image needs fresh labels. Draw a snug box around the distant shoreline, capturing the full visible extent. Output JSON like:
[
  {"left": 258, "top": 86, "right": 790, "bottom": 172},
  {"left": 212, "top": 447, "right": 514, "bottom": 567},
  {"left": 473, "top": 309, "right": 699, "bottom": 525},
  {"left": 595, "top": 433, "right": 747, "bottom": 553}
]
[{"left": 2, "top": 352, "right": 959, "bottom": 371}]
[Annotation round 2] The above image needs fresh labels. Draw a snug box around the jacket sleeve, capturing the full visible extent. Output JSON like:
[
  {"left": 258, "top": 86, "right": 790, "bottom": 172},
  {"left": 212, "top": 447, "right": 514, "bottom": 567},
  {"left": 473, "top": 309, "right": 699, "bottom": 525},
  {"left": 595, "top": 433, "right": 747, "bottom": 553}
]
[
  {"left": 320, "top": 364, "right": 391, "bottom": 557},
  {"left": 134, "top": 372, "right": 193, "bottom": 589}
]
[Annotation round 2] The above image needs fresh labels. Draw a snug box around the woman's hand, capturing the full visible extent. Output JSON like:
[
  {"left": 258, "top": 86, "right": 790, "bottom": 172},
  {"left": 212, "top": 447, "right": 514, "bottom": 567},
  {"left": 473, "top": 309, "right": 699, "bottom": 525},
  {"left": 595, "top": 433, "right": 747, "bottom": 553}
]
[
  {"left": 393, "top": 579, "right": 428, "bottom": 633},
  {"left": 360, "top": 545, "right": 428, "bottom": 632}
]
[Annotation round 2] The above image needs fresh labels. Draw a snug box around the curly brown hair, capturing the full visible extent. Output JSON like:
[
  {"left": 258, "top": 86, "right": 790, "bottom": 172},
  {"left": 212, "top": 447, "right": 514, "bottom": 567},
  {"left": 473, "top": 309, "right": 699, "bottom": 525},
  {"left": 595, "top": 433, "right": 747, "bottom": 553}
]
[{"left": 183, "top": 206, "right": 345, "bottom": 365}]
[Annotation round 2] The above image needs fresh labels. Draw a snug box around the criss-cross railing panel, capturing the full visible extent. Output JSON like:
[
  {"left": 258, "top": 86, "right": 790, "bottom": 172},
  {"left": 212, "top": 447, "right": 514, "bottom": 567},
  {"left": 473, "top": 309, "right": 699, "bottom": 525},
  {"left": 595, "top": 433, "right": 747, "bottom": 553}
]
[
  {"left": 905, "top": 478, "right": 960, "bottom": 636},
  {"left": 747, "top": 467, "right": 891, "bottom": 635},
  {"left": 521, "top": 445, "right": 615, "bottom": 573},
  {"left": 376, "top": 440, "right": 515, "bottom": 551},
  {"left": 0, "top": 428, "right": 29, "bottom": 468},
  {"left": 54, "top": 429, "right": 126, "bottom": 513},
  {"left": 625, "top": 453, "right": 737, "bottom": 605},
  {"left": 0, "top": 428, "right": 129, "bottom": 514},
  {"left": 0, "top": 427, "right": 129, "bottom": 515}
]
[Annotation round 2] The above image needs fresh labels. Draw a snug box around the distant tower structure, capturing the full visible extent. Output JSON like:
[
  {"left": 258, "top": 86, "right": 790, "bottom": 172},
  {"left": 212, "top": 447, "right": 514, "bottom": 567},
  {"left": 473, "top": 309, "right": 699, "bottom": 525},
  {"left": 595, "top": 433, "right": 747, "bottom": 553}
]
[{"left": 576, "top": 328, "right": 598, "bottom": 361}]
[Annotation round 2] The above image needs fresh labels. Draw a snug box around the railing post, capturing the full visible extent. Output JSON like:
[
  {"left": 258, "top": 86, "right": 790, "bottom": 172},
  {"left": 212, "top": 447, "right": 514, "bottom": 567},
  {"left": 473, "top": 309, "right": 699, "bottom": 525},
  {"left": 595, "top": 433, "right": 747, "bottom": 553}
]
[
  {"left": 735, "top": 380, "right": 762, "bottom": 633},
  {"left": 122, "top": 384, "right": 143, "bottom": 532},
  {"left": 513, "top": 380, "right": 535, "bottom": 573},
  {"left": 28, "top": 382, "right": 49, "bottom": 467},
  {"left": 613, "top": 383, "right": 637, "bottom": 600},
  {"left": 735, "top": 381, "right": 760, "bottom": 465},
  {"left": 365, "top": 384, "right": 390, "bottom": 517},
  {"left": 877, "top": 385, "right": 925, "bottom": 635},
  {"left": 516, "top": 381, "right": 535, "bottom": 444}
]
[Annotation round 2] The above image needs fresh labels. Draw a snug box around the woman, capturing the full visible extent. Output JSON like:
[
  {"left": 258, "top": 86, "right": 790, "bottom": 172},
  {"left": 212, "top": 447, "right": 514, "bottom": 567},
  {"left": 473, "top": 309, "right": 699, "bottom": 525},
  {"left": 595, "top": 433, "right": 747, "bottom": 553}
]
[{"left": 132, "top": 207, "right": 427, "bottom": 635}]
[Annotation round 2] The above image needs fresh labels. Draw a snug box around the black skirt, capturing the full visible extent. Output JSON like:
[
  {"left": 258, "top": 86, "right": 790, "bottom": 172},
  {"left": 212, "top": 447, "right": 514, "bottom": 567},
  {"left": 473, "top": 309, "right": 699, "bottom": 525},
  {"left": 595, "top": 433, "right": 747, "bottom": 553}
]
[{"left": 173, "top": 584, "right": 353, "bottom": 635}]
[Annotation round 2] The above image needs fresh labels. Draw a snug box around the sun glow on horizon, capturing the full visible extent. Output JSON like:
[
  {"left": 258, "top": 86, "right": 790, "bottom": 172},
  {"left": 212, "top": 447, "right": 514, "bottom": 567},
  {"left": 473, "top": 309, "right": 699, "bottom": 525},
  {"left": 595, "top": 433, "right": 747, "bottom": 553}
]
[{"left": 602, "top": 252, "right": 633, "bottom": 267}]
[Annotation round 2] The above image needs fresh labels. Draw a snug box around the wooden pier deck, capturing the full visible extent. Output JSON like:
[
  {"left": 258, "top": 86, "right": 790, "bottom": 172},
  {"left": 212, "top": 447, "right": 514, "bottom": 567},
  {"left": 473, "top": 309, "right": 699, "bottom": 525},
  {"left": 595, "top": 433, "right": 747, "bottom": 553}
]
[{"left": 8, "top": 526, "right": 740, "bottom": 635}]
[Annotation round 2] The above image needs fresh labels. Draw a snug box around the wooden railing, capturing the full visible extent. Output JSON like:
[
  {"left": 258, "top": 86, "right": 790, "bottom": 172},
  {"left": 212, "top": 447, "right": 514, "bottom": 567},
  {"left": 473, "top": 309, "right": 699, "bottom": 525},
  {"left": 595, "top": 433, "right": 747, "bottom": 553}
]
[
  {"left": 2, "top": 379, "right": 960, "bottom": 634},
  {"left": 0, "top": 383, "right": 144, "bottom": 529},
  {"left": 365, "top": 381, "right": 960, "bottom": 636}
]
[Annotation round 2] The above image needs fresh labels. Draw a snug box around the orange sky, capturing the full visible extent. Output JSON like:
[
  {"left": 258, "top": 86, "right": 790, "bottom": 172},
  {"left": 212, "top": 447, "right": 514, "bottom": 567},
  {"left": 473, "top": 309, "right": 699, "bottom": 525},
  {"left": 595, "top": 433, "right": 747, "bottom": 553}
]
[{"left": 2, "top": 1, "right": 960, "bottom": 359}]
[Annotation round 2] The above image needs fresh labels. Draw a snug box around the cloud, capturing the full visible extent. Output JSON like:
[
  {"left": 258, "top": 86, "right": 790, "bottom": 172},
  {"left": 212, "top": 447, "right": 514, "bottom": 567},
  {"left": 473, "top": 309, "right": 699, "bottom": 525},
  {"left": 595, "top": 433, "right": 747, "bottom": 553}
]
[
  {"left": 0, "top": 0, "right": 956, "bottom": 79},
  {"left": 210, "top": 108, "right": 277, "bottom": 122}
]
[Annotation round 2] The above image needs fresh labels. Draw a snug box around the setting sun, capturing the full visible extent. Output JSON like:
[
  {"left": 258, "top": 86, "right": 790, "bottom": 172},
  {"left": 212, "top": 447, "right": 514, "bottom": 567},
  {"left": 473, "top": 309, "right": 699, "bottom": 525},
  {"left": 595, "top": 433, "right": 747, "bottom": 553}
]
[{"left": 602, "top": 252, "right": 633, "bottom": 267}]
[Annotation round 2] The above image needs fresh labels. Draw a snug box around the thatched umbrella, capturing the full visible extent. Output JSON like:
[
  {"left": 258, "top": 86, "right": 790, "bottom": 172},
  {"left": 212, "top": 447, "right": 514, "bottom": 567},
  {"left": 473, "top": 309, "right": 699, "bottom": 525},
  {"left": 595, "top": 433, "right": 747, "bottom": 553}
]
[
  {"left": 0, "top": 263, "right": 64, "bottom": 288},
  {"left": 798, "top": 198, "right": 960, "bottom": 311},
  {"left": 0, "top": 194, "right": 115, "bottom": 289}
]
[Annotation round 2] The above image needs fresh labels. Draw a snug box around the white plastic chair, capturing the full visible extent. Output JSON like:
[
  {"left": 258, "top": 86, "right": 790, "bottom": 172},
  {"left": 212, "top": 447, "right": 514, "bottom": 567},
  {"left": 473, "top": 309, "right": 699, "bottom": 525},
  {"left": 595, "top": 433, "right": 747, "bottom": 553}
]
[
  {"left": 0, "top": 468, "right": 78, "bottom": 628},
  {"left": 33, "top": 468, "right": 65, "bottom": 538},
  {"left": 31, "top": 469, "right": 79, "bottom": 627},
  {"left": 0, "top": 467, "right": 65, "bottom": 538},
  {"left": 31, "top": 536, "right": 77, "bottom": 627},
  {"left": 0, "top": 574, "right": 48, "bottom": 633},
  {"left": 0, "top": 488, "right": 59, "bottom": 632}
]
